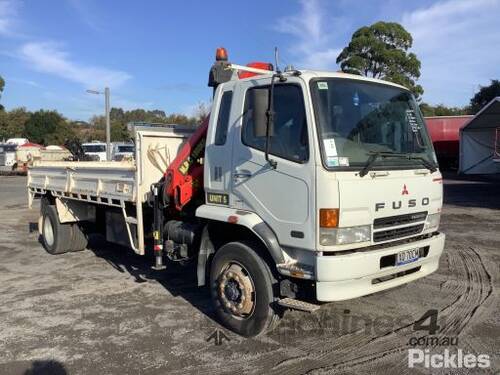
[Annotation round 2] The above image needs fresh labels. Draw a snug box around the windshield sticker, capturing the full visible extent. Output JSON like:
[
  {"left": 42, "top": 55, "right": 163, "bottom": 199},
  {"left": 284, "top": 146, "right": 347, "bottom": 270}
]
[
  {"left": 326, "top": 156, "right": 339, "bottom": 167},
  {"left": 323, "top": 138, "right": 337, "bottom": 157},
  {"left": 317, "top": 81, "right": 328, "bottom": 90},
  {"left": 339, "top": 157, "right": 350, "bottom": 166},
  {"left": 406, "top": 109, "right": 420, "bottom": 133}
]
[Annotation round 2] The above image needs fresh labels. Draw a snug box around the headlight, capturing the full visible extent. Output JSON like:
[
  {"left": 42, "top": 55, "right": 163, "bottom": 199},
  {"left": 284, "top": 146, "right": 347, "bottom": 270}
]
[
  {"left": 424, "top": 212, "right": 441, "bottom": 231},
  {"left": 320, "top": 225, "right": 371, "bottom": 246}
]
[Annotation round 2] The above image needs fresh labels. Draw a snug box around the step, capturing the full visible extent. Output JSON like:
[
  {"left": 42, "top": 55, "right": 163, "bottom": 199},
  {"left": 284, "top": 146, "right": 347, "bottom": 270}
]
[{"left": 277, "top": 298, "right": 321, "bottom": 312}]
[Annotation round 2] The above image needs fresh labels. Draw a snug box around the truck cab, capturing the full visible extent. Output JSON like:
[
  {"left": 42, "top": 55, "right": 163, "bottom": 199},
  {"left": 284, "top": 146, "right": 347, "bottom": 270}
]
[{"left": 196, "top": 67, "right": 444, "bottom": 331}]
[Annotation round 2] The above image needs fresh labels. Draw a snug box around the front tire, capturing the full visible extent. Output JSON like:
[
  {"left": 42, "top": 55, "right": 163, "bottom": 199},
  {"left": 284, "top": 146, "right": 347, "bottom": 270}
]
[
  {"left": 41, "top": 205, "right": 72, "bottom": 255},
  {"left": 209, "top": 241, "right": 280, "bottom": 337}
]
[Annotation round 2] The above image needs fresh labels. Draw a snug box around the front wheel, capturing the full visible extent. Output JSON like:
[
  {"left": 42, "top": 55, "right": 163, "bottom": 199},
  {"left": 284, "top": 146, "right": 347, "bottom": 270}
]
[{"left": 209, "top": 241, "right": 281, "bottom": 337}]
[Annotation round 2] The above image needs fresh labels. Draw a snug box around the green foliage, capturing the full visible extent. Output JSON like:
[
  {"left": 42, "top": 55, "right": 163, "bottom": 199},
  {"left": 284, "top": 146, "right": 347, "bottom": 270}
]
[
  {"left": 0, "top": 107, "right": 31, "bottom": 140},
  {"left": 24, "top": 110, "right": 74, "bottom": 145},
  {"left": 86, "top": 107, "right": 205, "bottom": 142},
  {"left": 469, "top": 79, "right": 500, "bottom": 114},
  {"left": 0, "top": 102, "right": 206, "bottom": 143},
  {"left": 419, "top": 103, "right": 470, "bottom": 117},
  {"left": 336, "top": 21, "right": 423, "bottom": 98}
]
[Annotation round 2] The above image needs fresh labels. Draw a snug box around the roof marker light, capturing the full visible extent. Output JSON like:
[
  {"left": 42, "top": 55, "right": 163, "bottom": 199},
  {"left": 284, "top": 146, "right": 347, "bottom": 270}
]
[{"left": 216, "top": 47, "right": 228, "bottom": 61}]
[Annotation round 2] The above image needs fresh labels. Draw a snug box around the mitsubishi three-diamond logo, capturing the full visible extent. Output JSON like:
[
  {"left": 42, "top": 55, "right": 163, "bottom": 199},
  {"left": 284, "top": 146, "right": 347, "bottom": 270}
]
[{"left": 402, "top": 184, "right": 409, "bottom": 195}]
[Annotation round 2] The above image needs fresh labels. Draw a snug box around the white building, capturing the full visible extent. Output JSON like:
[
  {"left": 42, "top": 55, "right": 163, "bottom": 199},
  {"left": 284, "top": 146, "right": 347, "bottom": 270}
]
[{"left": 459, "top": 97, "right": 500, "bottom": 175}]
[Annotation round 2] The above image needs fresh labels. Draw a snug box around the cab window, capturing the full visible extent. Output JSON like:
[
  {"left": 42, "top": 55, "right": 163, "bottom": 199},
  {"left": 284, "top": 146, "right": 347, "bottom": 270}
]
[
  {"left": 242, "top": 84, "right": 308, "bottom": 163},
  {"left": 214, "top": 91, "right": 233, "bottom": 145}
]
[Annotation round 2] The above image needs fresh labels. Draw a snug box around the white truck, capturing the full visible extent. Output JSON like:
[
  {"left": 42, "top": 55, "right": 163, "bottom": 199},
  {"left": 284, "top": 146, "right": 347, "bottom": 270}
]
[
  {"left": 81, "top": 141, "right": 107, "bottom": 161},
  {"left": 27, "top": 49, "right": 445, "bottom": 337},
  {"left": 112, "top": 142, "right": 135, "bottom": 161},
  {"left": 0, "top": 143, "right": 17, "bottom": 167}
]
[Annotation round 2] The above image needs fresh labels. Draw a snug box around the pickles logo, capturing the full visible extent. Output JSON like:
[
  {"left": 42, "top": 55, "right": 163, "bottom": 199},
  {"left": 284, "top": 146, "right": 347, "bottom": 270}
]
[
  {"left": 407, "top": 310, "right": 491, "bottom": 369},
  {"left": 408, "top": 349, "right": 490, "bottom": 369}
]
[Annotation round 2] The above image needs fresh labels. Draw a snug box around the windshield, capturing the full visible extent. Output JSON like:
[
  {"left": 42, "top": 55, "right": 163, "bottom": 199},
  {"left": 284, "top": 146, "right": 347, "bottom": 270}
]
[
  {"left": 83, "top": 145, "right": 106, "bottom": 153},
  {"left": 117, "top": 145, "right": 134, "bottom": 153},
  {"left": 310, "top": 78, "right": 435, "bottom": 170}
]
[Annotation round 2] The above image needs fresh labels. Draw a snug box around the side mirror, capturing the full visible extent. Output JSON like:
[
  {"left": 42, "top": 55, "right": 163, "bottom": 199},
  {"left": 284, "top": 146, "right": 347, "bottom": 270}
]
[{"left": 251, "top": 88, "right": 273, "bottom": 137}]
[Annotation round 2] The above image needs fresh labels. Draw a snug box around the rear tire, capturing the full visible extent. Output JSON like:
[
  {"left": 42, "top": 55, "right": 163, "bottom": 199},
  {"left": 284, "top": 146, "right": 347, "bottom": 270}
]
[
  {"left": 209, "top": 241, "right": 280, "bottom": 337},
  {"left": 41, "top": 205, "right": 72, "bottom": 255},
  {"left": 40, "top": 196, "right": 51, "bottom": 214},
  {"left": 69, "top": 223, "right": 88, "bottom": 252}
]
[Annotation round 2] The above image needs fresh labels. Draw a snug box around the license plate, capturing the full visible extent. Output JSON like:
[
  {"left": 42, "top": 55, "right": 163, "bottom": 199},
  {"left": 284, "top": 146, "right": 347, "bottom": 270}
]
[{"left": 396, "top": 248, "right": 420, "bottom": 266}]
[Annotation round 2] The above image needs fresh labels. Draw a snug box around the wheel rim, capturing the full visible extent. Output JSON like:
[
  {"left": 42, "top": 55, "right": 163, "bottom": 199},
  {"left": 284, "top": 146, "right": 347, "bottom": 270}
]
[
  {"left": 43, "top": 216, "right": 54, "bottom": 247},
  {"left": 217, "top": 262, "right": 256, "bottom": 318}
]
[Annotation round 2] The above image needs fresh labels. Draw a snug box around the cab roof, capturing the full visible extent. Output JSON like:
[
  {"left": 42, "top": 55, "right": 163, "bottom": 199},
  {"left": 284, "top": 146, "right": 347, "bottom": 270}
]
[
  {"left": 235, "top": 68, "right": 409, "bottom": 92},
  {"left": 298, "top": 70, "right": 409, "bottom": 91}
]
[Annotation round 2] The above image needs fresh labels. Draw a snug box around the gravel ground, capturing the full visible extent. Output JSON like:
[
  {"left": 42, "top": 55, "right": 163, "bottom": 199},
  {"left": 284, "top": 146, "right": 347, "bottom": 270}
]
[{"left": 0, "top": 174, "right": 498, "bottom": 375}]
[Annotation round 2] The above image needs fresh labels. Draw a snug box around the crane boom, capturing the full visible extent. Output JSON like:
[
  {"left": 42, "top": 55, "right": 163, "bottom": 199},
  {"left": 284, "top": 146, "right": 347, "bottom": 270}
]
[{"left": 163, "top": 116, "right": 208, "bottom": 211}]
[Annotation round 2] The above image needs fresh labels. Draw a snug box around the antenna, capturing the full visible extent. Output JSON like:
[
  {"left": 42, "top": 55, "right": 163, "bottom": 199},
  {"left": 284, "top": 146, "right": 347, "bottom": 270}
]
[{"left": 274, "top": 47, "right": 281, "bottom": 73}]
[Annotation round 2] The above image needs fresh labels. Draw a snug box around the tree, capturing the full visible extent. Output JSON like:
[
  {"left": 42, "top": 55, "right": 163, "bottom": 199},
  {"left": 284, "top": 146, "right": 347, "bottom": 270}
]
[
  {"left": 164, "top": 113, "right": 196, "bottom": 126},
  {"left": 419, "top": 103, "right": 469, "bottom": 117},
  {"left": 469, "top": 79, "right": 500, "bottom": 114},
  {"left": 86, "top": 107, "right": 204, "bottom": 142},
  {"left": 24, "top": 110, "right": 74, "bottom": 145},
  {"left": 0, "top": 107, "right": 31, "bottom": 140},
  {"left": 336, "top": 22, "right": 423, "bottom": 98},
  {"left": 0, "top": 75, "right": 5, "bottom": 111},
  {"left": 192, "top": 101, "right": 211, "bottom": 124}
]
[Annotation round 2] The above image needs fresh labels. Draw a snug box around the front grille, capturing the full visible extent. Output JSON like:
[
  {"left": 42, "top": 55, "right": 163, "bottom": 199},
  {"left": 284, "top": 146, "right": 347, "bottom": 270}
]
[
  {"left": 373, "top": 224, "right": 424, "bottom": 243},
  {"left": 374, "top": 211, "right": 427, "bottom": 229}
]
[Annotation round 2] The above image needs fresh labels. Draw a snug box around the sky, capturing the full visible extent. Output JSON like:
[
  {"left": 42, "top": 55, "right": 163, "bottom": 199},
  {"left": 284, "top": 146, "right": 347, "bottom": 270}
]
[{"left": 0, "top": 0, "right": 499, "bottom": 121}]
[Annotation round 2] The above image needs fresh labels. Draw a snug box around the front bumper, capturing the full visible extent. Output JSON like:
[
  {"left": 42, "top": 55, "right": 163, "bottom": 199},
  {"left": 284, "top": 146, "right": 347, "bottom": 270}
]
[{"left": 315, "top": 232, "right": 445, "bottom": 301}]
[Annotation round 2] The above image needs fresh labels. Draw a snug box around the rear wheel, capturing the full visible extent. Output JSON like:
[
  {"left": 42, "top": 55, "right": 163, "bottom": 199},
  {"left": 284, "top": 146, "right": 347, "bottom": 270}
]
[
  {"left": 41, "top": 205, "right": 72, "bottom": 255},
  {"left": 40, "top": 196, "right": 51, "bottom": 213},
  {"left": 69, "top": 223, "right": 88, "bottom": 252},
  {"left": 209, "top": 241, "right": 280, "bottom": 337}
]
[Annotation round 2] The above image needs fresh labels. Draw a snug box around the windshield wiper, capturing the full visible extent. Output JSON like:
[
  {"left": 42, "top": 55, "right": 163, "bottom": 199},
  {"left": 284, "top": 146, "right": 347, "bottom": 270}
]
[
  {"left": 359, "top": 151, "right": 401, "bottom": 177},
  {"left": 408, "top": 155, "right": 438, "bottom": 173},
  {"left": 359, "top": 151, "right": 438, "bottom": 177}
]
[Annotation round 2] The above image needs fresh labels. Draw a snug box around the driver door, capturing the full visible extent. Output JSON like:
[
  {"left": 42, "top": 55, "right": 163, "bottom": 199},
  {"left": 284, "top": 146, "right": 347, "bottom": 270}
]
[{"left": 230, "top": 79, "right": 316, "bottom": 250}]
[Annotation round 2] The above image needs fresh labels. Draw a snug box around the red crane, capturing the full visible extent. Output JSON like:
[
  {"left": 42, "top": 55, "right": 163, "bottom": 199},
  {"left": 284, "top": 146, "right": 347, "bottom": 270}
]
[{"left": 163, "top": 116, "right": 208, "bottom": 211}]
